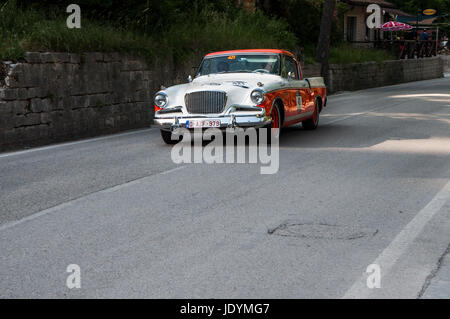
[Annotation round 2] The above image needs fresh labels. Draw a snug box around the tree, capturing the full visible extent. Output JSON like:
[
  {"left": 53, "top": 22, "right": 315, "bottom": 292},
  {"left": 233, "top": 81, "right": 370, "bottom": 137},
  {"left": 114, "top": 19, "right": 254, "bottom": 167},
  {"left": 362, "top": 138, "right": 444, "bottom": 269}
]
[
  {"left": 316, "top": 0, "right": 336, "bottom": 86},
  {"left": 256, "top": 0, "right": 326, "bottom": 46},
  {"left": 389, "top": 0, "right": 450, "bottom": 14}
]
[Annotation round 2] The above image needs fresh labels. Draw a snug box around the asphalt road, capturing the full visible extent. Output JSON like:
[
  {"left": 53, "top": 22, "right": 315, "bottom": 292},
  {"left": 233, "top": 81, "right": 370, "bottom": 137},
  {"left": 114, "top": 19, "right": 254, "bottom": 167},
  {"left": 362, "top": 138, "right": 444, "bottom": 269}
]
[{"left": 1, "top": 76, "right": 450, "bottom": 298}]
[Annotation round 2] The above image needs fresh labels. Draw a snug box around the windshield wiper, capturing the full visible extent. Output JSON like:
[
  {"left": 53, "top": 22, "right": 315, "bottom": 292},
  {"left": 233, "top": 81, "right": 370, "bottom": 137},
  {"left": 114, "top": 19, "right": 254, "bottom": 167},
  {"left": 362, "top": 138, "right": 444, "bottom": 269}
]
[
  {"left": 210, "top": 70, "right": 252, "bottom": 75},
  {"left": 232, "top": 70, "right": 252, "bottom": 73}
]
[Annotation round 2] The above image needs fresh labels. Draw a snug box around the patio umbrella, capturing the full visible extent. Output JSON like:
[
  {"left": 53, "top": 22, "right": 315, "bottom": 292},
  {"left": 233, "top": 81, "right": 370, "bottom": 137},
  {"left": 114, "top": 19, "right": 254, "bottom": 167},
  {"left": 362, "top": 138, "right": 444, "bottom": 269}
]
[{"left": 377, "top": 21, "right": 413, "bottom": 31}]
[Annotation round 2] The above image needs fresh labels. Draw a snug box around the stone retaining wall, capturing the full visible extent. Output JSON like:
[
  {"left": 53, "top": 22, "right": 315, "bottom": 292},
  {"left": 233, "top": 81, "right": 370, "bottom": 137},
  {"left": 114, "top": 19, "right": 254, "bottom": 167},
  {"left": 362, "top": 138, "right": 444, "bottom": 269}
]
[
  {"left": 302, "top": 64, "right": 321, "bottom": 78},
  {"left": 328, "top": 57, "right": 443, "bottom": 93},
  {"left": 442, "top": 55, "right": 450, "bottom": 73},
  {"left": 0, "top": 53, "right": 152, "bottom": 151},
  {"left": 0, "top": 53, "right": 445, "bottom": 151},
  {"left": 0, "top": 52, "right": 198, "bottom": 151},
  {"left": 302, "top": 57, "right": 444, "bottom": 93}
]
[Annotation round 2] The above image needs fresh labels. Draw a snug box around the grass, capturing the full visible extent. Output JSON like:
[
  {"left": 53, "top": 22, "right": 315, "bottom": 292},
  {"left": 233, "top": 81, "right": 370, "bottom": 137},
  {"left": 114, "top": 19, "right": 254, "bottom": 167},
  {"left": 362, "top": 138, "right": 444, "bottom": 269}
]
[
  {"left": 329, "top": 45, "right": 396, "bottom": 64},
  {"left": 0, "top": 1, "right": 161, "bottom": 61},
  {"left": 300, "top": 44, "right": 396, "bottom": 65},
  {"left": 164, "top": 10, "right": 297, "bottom": 65},
  {"left": 0, "top": 1, "right": 396, "bottom": 66},
  {"left": 0, "top": 1, "right": 296, "bottom": 63}
]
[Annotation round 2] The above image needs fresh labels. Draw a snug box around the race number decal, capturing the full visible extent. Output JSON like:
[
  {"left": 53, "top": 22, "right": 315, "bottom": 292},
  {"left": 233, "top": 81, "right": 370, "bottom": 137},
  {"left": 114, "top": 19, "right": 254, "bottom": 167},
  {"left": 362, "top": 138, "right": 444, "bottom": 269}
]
[{"left": 296, "top": 90, "right": 302, "bottom": 111}]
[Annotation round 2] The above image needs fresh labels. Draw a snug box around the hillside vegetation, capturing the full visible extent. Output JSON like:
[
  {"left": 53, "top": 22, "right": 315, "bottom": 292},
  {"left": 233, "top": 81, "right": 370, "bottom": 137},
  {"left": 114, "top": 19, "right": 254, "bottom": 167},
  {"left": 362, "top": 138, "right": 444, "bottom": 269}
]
[
  {"left": 0, "top": 0, "right": 296, "bottom": 62},
  {"left": 1, "top": 0, "right": 396, "bottom": 65}
]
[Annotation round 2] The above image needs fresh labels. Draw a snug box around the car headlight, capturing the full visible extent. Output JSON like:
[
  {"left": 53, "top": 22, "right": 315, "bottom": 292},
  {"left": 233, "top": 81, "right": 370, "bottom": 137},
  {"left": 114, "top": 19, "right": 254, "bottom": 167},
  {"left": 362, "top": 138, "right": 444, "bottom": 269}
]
[
  {"left": 250, "top": 89, "right": 265, "bottom": 105},
  {"left": 154, "top": 92, "right": 168, "bottom": 108}
]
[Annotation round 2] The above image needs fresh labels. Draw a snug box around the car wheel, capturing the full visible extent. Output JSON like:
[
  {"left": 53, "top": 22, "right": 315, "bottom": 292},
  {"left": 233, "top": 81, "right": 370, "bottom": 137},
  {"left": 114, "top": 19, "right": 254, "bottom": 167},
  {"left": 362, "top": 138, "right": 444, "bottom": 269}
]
[
  {"left": 261, "top": 103, "right": 281, "bottom": 144},
  {"left": 160, "top": 129, "right": 182, "bottom": 145},
  {"left": 302, "top": 100, "right": 319, "bottom": 130},
  {"left": 271, "top": 103, "right": 282, "bottom": 139}
]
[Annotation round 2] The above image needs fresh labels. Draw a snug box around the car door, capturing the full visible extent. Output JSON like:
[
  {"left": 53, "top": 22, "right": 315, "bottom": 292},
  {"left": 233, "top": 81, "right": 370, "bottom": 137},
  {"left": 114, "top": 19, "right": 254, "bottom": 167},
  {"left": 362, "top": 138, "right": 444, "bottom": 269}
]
[
  {"left": 284, "top": 56, "right": 311, "bottom": 122},
  {"left": 303, "top": 78, "right": 316, "bottom": 114},
  {"left": 283, "top": 56, "right": 301, "bottom": 119}
]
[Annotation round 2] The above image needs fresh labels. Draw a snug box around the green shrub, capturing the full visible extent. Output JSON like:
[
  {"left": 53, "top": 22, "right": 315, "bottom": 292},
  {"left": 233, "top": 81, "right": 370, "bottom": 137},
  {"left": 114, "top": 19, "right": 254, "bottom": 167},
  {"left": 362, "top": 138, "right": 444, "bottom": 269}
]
[
  {"left": 0, "top": 1, "right": 297, "bottom": 63},
  {"left": 0, "top": 1, "right": 397, "bottom": 66},
  {"left": 329, "top": 45, "right": 396, "bottom": 64},
  {"left": 299, "top": 43, "right": 396, "bottom": 66},
  {"left": 164, "top": 9, "right": 298, "bottom": 64},
  {"left": 0, "top": 1, "right": 156, "bottom": 60}
]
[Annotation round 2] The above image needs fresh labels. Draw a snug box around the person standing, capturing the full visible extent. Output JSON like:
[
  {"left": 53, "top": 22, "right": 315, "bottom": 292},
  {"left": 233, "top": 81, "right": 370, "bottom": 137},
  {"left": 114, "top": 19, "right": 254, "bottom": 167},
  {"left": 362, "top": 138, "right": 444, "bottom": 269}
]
[{"left": 420, "top": 29, "right": 429, "bottom": 41}]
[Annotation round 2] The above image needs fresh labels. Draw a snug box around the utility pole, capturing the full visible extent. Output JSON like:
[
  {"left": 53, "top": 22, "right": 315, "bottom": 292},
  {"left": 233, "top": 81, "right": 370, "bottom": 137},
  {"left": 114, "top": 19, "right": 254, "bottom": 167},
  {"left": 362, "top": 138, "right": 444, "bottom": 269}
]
[
  {"left": 416, "top": 9, "right": 420, "bottom": 34},
  {"left": 316, "top": 0, "right": 336, "bottom": 87}
]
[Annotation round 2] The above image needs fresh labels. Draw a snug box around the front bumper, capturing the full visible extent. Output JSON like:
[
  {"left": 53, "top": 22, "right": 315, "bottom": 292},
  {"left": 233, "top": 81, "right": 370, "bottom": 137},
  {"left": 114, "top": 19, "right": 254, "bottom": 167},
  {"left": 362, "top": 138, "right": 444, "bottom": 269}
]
[{"left": 155, "top": 110, "right": 271, "bottom": 131}]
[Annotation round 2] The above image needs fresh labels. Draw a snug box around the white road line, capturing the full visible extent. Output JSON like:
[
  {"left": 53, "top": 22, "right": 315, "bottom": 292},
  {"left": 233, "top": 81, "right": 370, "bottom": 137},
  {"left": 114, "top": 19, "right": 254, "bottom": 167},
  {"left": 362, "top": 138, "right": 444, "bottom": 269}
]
[
  {"left": 2, "top": 77, "right": 448, "bottom": 159},
  {"left": 0, "top": 128, "right": 155, "bottom": 159},
  {"left": 323, "top": 111, "right": 372, "bottom": 125},
  {"left": 0, "top": 165, "right": 187, "bottom": 232},
  {"left": 328, "top": 75, "right": 448, "bottom": 97},
  {"left": 324, "top": 76, "right": 449, "bottom": 124},
  {"left": 343, "top": 178, "right": 450, "bottom": 299},
  {"left": 322, "top": 98, "right": 416, "bottom": 126},
  {"left": 2, "top": 76, "right": 448, "bottom": 159},
  {"left": 101, "top": 165, "right": 187, "bottom": 194}
]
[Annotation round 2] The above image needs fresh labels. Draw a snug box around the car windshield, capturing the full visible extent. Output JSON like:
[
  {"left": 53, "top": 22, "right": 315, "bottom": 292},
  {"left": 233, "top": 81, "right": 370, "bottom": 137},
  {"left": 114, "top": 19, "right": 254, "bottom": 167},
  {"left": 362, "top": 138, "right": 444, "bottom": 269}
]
[{"left": 197, "top": 54, "right": 281, "bottom": 76}]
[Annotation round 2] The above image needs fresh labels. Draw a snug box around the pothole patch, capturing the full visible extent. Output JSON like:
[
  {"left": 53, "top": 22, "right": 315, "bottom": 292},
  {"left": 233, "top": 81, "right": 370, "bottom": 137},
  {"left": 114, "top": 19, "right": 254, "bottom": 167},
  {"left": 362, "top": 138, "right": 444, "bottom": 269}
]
[{"left": 268, "top": 222, "right": 377, "bottom": 240}]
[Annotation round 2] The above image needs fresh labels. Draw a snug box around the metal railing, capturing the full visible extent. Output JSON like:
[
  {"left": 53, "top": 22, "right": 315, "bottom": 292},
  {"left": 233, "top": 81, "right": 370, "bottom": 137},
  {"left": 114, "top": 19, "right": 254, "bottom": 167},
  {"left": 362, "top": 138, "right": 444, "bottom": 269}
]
[
  {"left": 348, "top": 40, "right": 441, "bottom": 59},
  {"left": 376, "top": 40, "right": 438, "bottom": 59}
]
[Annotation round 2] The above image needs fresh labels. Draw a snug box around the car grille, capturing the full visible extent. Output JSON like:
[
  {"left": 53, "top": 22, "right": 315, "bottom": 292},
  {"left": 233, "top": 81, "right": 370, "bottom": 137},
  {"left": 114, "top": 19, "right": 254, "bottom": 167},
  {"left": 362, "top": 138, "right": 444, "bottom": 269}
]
[{"left": 185, "top": 91, "right": 227, "bottom": 114}]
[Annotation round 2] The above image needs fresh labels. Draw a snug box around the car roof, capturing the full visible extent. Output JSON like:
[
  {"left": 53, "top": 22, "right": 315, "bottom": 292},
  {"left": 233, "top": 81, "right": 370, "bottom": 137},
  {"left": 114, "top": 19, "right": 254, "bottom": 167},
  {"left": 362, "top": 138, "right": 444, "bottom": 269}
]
[{"left": 205, "top": 49, "right": 296, "bottom": 58}]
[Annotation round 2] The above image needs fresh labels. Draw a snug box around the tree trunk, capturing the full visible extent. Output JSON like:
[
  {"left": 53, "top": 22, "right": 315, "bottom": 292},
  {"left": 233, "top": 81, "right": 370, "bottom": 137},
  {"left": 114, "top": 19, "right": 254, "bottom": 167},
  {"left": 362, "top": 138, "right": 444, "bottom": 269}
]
[{"left": 316, "top": 0, "right": 336, "bottom": 86}]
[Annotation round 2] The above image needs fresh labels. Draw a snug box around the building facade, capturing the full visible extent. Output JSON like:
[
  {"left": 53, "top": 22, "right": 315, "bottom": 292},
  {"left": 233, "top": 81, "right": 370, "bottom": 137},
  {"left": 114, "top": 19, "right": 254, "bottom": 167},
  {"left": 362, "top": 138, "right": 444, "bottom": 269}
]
[{"left": 342, "top": 0, "right": 412, "bottom": 43}]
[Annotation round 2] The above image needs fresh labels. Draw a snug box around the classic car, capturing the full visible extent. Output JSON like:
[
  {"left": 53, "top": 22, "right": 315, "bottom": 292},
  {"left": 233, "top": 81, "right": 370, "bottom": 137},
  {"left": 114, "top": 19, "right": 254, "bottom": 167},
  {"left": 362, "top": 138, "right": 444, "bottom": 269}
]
[{"left": 153, "top": 49, "right": 327, "bottom": 144}]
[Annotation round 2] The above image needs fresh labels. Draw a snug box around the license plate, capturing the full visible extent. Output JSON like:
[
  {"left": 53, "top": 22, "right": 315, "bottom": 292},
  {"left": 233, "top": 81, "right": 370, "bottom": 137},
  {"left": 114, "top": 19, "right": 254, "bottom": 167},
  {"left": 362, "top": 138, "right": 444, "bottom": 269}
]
[{"left": 186, "top": 119, "right": 221, "bottom": 128}]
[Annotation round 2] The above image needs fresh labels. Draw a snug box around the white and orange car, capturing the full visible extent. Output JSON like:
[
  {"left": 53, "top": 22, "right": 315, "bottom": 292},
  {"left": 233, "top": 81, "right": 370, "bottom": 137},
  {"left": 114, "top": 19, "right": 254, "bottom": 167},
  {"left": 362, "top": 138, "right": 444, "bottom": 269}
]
[{"left": 154, "top": 49, "right": 327, "bottom": 144}]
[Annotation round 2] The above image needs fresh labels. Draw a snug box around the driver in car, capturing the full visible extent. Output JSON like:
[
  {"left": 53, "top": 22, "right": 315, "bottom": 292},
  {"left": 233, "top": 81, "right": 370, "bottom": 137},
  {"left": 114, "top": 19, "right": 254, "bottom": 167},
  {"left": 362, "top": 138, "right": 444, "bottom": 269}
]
[{"left": 217, "top": 61, "right": 230, "bottom": 73}]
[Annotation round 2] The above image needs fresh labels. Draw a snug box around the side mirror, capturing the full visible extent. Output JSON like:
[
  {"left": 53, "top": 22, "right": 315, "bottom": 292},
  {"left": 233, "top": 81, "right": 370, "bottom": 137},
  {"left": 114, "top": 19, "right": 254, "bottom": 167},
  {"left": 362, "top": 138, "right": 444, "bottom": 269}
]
[
  {"left": 288, "top": 71, "right": 296, "bottom": 80},
  {"left": 188, "top": 75, "right": 193, "bottom": 83}
]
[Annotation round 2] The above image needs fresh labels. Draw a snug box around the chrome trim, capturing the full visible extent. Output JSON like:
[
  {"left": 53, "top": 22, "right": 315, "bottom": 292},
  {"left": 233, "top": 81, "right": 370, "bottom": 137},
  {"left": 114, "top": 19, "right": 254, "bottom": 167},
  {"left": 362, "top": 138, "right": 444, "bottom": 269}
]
[
  {"left": 228, "top": 114, "right": 236, "bottom": 128},
  {"left": 157, "top": 106, "right": 182, "bottom": 114},
  {"left": 154, "top": 91, "right": 169, "bottom": 108},
  {"left": 155, "top": 114, "right": 270, "bottom": 131},
  {"left": 304, "top": 79, "right": 312, "bottom": 94},
  {"left": 269, "top": 98, "right": 282, "bottom": 115},
  {"left": 305, "top": 77, "right": 326, "bottom": 88},
  {"left": 184, "top": 91, "right": 227, "bottom": 114},
  {"left": 250, "top": 89, "right": 266, "bottom": 105},
  {"left": 285, "top": 110, "right": 314, "bottom": 122},
  {"left": 232, "top": 105, "right": 264, "bottom": 112}
]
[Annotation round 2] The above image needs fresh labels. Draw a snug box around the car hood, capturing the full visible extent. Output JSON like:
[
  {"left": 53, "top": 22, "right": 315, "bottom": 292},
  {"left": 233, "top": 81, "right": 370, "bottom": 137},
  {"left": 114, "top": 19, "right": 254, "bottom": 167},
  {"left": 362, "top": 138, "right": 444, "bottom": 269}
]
[{"left": 162, "top": 73, "right": 284, "bottom": 108}]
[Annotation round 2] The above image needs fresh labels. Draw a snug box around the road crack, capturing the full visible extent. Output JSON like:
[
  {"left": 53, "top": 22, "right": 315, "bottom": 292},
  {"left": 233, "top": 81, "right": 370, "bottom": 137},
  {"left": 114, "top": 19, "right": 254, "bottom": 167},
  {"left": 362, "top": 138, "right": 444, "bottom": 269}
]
[{"left": 418, "top": 243, "right": 450, "bottom": 298}]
